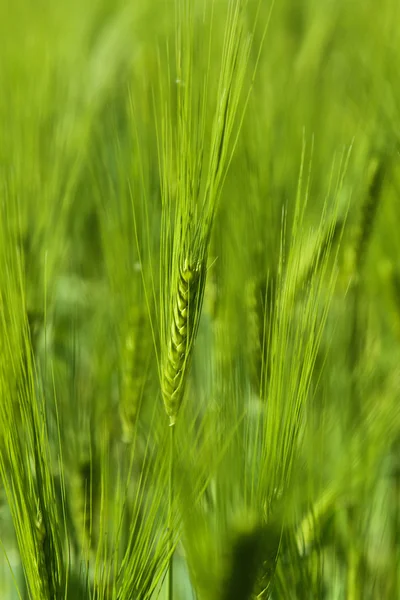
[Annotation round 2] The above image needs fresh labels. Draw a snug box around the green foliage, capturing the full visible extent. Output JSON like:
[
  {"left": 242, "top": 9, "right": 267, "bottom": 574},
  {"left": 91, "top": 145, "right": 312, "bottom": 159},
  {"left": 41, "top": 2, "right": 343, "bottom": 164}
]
[{"left": 1, "top": 0, "right": 400, "bottom": 599}]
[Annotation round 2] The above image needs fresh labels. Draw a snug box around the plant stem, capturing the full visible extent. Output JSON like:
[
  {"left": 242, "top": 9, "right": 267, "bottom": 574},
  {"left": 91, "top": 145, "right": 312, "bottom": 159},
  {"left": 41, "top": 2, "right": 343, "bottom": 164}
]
[{"left": 168, "top": 423, "right": 175, "bottom": 600}]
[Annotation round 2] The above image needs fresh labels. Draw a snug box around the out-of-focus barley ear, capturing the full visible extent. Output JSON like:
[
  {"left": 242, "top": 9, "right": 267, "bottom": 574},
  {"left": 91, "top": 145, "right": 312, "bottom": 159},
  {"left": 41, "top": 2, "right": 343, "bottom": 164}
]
[
  {"left": 34, "top": 509, "right": 51, "bottom": 598},
  {"left": 219, "top": 518, "right": 281, "bottom": 600},
  {"left": 162, "top": 258, "right": 206, "bottom": 426},
  {"left": 204, "top": 254, "right": 219, "bottom": 322},
  {"left": 118, "top": 306, "right": 148, "bottom": 442},
  {"left": 349, "top": 154, "right": 386, "bottom": 409},
  {"left": 246, "top": 276, "right": 262, "bottom": 392},
  {"left": 354, "top": 155, "right": 386, "bottom": 276},
  {"left": 34, "top": 499, "right": 63, "bottom": 599},
  {"left": 295, "top": 486, "right": 338, "bottom": 557},
  {"left": 246, "top": 272, "right": 277, "bottom": 397},
  {"left": 295, "top": 217, "right": 344, "bottom": 296},
  {"left": 68, "top": 453, "right": 97, "bottom": 566}
]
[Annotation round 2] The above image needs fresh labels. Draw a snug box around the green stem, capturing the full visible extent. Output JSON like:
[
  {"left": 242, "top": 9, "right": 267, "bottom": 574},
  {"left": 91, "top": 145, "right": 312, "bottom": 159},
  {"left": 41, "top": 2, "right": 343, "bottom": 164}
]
[{"left": 168, "top": 424, "right": 175, "bottom": 600}]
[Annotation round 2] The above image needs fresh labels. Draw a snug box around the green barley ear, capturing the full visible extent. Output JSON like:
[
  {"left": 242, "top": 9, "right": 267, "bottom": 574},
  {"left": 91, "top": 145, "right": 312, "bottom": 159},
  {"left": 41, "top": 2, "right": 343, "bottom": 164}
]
[
  {"left": 67, "top": 452, "right": 96, "bottom": 562},
  {"left": 349, "top": 153, "right": 386, "bottom": 407},
  {"left": 219, "top": 518, "right": 281, "bottom": 600},
  {"left": 246, "top": 271, "right": 277, "bottom": 396},
  {"left": 155, "top": 0, "right": 263, "bottom": 426},
  {"left": 119, "top": 304, "right": 150, "bottom": 442},
  {"left": 162, "top": 255, "right": 207, "bottom": 426},
  {"left": 354, "top": 153, "right": 386, "bottom": 276}
]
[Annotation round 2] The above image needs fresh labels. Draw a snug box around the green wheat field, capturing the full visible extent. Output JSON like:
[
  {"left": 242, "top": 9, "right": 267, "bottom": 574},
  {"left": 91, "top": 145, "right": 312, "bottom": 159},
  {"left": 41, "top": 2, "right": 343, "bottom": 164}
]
[{"left": 1, "top": 0, "right": 400, "bottom": 598}]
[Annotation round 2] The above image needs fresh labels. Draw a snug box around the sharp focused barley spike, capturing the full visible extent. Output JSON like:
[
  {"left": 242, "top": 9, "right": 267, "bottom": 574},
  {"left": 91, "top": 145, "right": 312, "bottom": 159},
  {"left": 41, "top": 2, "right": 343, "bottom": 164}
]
[{"left": 162, "top": 256, "right": 205, "bottom": 426}]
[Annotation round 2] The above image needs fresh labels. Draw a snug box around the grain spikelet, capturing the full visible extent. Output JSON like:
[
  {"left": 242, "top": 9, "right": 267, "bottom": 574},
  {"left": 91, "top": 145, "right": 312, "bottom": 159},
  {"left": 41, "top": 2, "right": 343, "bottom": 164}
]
[{"left": 162, "top": 257, "right": 205, "bottom": 426}]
